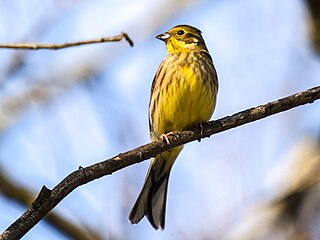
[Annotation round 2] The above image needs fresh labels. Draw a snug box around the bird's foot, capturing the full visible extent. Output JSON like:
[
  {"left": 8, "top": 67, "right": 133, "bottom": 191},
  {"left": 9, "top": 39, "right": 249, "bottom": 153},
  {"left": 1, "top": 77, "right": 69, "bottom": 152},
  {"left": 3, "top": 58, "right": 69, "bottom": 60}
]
[
  {"left": 197, "top": 123, "right": 205, "bottom": 142},
  {"left": 160, "top": 131, "right": 179, "bottom": 145},
  {"left": 159, "top": 132, "right": 182, "bottom": 152}
]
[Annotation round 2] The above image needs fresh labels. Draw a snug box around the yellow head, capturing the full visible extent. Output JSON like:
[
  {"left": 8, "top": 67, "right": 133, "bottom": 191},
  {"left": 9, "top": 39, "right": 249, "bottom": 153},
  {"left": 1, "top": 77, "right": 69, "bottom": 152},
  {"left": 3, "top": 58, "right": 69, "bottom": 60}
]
[{"left": 156, "top": 25, "right": 208, "bottom": 54}]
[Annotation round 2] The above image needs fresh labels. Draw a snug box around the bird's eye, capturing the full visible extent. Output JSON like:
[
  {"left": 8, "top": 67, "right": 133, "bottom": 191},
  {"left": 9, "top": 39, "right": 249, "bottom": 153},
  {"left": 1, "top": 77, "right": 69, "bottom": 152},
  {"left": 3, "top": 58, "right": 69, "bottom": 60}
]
[{"left": 177, "top": 30, "right": 185, "bottom": 35}]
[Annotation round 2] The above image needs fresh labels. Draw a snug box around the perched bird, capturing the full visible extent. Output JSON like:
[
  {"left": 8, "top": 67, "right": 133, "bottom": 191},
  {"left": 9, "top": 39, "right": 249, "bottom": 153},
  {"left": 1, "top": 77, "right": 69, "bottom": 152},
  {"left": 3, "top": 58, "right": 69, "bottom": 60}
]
[{"left": 129, "top": 25, "right": 218, "bottom": 230}]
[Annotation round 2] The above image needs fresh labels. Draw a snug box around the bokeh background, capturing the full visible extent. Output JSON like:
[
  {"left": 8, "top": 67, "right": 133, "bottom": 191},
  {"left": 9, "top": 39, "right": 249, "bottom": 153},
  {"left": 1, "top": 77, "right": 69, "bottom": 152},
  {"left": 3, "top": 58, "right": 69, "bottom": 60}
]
[{"left": 0, "top": 0, "right": 319, "bottom": 239}]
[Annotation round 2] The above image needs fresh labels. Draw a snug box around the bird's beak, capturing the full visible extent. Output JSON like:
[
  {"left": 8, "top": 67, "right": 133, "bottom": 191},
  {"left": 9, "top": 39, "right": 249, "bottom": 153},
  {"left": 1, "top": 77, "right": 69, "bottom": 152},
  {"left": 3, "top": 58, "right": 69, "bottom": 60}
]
[{"left": 156, "top": 32, "right": 170, "bottom": 41}]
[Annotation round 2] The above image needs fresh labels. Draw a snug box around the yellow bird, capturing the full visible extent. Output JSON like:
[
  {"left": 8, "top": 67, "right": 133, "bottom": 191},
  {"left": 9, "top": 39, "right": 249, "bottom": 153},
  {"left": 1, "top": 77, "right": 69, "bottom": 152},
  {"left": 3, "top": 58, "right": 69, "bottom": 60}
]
[{"left": 129, "top": 25, "right": 218, "bottom": 230}]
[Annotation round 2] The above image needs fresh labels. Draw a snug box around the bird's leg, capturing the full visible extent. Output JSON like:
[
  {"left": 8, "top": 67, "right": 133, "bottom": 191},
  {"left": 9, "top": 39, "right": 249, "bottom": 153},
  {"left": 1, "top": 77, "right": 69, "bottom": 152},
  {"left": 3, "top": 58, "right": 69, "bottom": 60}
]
[
  {"left": 160, "top": 133, "right": 171, "bottom": 152},
  {"left": 197, "top": 123, "right": 204, "bottom": 142},
  {"left": 160, "top": 132, "right": 176, "bottom": 145},
  {"left": 160, "top": 131, "right": 182, "bottom": 152}
]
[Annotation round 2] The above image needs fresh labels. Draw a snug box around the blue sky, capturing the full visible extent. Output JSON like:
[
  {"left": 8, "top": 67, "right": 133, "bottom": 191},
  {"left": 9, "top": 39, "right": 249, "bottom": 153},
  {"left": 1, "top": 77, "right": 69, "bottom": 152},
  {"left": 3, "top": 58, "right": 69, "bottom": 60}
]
[{"left": 0, "top": 0, "right": 319, "bottom": 239}]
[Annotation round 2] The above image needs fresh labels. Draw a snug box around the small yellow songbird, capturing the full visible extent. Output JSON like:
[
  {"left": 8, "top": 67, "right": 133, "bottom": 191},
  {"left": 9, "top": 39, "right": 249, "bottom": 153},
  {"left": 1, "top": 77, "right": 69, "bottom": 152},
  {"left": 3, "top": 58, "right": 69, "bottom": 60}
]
[{"left": 129, "top": 25, "right": 218, "bottom": 230}]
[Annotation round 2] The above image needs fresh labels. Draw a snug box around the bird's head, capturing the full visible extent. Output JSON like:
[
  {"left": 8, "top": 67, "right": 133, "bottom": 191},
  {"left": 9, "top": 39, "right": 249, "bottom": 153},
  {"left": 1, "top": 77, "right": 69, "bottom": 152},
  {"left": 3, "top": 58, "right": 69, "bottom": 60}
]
[{"left": 156, "top": 25, "right": 208, "bottom": 54}]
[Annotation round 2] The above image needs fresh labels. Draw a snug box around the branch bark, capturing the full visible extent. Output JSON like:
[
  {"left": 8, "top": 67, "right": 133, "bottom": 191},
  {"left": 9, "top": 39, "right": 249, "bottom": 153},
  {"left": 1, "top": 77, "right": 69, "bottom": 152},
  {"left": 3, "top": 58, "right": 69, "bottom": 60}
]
[
  {"left": 0, "top": 32, "right": 134, "bottom": 50},
  {"left": 0, "top": 169, "right": 104, "bottom": 240},
  {"left": 1, "top": 86, "right": 319, "bottom": 239}
]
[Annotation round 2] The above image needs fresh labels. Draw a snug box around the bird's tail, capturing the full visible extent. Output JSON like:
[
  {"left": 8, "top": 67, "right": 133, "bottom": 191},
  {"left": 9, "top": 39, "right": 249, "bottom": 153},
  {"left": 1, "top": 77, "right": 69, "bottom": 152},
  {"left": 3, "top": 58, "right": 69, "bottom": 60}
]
[{"left": 129, "top": 146, "right": 183, "bottom": 230}]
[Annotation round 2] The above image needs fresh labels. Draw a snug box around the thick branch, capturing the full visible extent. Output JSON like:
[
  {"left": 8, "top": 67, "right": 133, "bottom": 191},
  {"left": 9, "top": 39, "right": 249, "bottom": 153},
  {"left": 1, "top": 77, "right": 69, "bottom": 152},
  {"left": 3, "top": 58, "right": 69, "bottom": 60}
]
[
  {"left": 1, "top": 86, "right": 319, "bottom": 239},
  {"left": 0, "top": 169, "right": 104, "bottom": 240},
  {"left": 0, "top": 32, "right": 134, "bottom": 50}
]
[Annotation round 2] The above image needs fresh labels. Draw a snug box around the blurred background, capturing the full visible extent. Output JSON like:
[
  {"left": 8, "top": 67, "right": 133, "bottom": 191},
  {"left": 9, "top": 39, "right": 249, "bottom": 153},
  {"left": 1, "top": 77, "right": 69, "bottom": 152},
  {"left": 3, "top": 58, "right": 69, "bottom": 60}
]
[{"left": 0, "top": 0, "right": 319, "bottom": 239}]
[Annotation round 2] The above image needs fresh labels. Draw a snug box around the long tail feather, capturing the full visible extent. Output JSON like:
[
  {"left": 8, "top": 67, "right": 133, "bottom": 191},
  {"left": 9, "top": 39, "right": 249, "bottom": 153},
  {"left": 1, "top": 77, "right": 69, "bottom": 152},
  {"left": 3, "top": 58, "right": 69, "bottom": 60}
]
[
  {"left": 129, "top": 147, "right": 182, "bottom": 229},
  {"left": 129, "top": 157, "right": 171, "bottom": 229}
]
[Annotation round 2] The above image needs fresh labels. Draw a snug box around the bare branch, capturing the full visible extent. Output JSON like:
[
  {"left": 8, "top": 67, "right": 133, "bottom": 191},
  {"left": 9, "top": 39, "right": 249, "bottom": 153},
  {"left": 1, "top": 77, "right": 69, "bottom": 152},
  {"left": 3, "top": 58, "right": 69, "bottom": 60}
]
[
  {"left": 0, "top": 169, "right": 104, "bottom": 240},
  {"left": 0, "top": 32, "right": 134, "bottom": 50},
  {"left": 1, "top": 86, "right": 319, "bottom": 239}
]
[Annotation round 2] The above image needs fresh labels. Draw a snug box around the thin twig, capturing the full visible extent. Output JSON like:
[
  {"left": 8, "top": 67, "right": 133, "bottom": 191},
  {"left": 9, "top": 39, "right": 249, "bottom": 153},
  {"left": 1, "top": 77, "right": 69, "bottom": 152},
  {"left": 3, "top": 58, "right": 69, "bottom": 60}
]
[
  {"left": 0, "top": 32, "right": 134, "bottom": 50},
  {"left": 1, "top": 86, "right": 319, "bottom": 240}
]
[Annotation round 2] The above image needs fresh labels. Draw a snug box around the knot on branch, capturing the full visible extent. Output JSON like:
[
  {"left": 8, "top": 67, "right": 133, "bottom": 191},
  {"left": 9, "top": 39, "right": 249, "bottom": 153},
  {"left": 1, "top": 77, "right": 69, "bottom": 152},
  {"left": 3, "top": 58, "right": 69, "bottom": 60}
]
[{"left": 32, "top": 186, "right": 52, "bottom": 208}]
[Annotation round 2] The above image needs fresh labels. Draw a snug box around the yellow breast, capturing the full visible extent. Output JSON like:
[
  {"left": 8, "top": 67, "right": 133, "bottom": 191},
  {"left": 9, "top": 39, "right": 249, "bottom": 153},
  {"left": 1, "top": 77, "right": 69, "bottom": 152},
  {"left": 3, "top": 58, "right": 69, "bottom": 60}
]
[{"left": 149, "top": 52, "right": 218, "bottom": 139}]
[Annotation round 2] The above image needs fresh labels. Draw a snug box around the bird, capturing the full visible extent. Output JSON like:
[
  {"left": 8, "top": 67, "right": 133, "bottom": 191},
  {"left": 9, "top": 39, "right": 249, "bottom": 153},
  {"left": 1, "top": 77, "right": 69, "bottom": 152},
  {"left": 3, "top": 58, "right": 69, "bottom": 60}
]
[{"left": 129, "top": 24, "right": 218, "bottom": 230}]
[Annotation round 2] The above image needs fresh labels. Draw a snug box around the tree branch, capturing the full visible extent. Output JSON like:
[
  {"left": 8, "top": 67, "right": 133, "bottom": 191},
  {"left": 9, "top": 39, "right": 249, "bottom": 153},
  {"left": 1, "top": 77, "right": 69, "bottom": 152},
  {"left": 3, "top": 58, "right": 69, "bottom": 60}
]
[
  {"left": 0, "top": 32, "right": 134, "bottom": 50},
  {"left": 0, "top": 168, "right": 104, "bottom": 240},
  {"left": 1, "top": 86, "right": 319, "bottom": 239}
]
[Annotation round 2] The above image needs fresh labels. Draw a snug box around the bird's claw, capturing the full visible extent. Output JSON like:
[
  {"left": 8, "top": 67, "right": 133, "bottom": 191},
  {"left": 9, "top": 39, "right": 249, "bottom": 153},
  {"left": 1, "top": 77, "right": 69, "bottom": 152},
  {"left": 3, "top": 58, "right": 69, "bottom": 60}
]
[
  {"left": 198, "top": 123, "right": 204, "bottom": 142},
  {"left": 160, "top": 131, "right": 179, "bottom": 145},
  {"left": 160, "top": 133, "right": 171, "bottom": 145}
]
